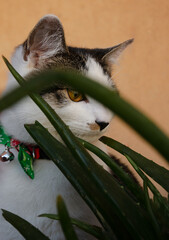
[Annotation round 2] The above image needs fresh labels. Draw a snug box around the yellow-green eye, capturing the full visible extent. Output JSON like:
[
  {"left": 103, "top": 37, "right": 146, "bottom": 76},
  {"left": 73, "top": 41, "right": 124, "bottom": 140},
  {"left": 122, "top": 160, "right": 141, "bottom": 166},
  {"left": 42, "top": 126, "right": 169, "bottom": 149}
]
[{"left": 67, "top": 90, "right": 84, "bottom": 102}]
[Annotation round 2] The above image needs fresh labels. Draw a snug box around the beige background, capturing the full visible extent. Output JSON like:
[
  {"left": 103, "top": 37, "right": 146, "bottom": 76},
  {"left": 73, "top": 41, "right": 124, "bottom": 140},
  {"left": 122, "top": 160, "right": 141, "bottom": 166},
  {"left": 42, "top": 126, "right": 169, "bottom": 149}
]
[{"left": 0, "top": 0, "right": 169, "bottom": 194}]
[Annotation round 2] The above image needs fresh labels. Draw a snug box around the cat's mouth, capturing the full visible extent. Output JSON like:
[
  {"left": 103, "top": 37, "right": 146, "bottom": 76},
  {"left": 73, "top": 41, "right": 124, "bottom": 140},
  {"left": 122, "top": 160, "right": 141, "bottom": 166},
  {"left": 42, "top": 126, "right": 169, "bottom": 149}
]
[{"left": 88, "top": 121, "right": 109, "bottom": 132}]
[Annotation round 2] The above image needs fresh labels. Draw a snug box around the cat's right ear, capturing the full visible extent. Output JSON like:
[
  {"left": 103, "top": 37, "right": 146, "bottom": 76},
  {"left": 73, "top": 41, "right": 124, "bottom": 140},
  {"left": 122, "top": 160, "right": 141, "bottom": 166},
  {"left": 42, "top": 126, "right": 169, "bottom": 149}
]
[{"left": 23, "top": 15, "right": 67, "bottom": 66}]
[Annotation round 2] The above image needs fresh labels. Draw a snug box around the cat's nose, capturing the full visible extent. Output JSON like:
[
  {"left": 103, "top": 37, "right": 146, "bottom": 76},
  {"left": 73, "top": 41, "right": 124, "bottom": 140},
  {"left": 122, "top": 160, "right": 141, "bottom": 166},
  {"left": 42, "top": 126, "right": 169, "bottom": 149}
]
[{"left": 95, "top": 121, "right": 109, "bottom": 131}]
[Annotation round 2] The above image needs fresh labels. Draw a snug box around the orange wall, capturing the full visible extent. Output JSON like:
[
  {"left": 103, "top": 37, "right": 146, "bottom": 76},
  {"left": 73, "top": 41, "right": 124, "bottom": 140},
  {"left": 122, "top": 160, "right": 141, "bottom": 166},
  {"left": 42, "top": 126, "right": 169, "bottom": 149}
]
[{"left": 0, "top": 0, "right": 169, "bottom": 194}]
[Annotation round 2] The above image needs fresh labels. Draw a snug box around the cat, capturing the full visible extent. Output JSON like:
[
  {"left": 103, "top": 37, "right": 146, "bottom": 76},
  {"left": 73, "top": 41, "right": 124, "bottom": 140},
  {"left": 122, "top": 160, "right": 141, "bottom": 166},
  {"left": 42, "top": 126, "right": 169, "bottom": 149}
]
[{"left": 0, "top": 14, "right": 133, "bottom": 240}]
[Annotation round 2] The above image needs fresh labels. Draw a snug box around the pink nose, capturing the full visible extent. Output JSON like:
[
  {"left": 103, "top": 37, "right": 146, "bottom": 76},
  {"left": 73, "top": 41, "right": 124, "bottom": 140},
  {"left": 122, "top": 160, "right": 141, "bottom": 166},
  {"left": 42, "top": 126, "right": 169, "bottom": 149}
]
[{"left": 95, "top": 121, "right": 109, "bottom": 131}]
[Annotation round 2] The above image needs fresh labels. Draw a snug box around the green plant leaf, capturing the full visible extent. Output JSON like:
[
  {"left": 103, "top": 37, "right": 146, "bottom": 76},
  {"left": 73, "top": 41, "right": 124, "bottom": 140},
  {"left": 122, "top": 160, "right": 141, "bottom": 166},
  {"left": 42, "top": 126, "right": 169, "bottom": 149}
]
[
  {"left": 79, "top": 138, "right": 145, "bottom": 205},
  {"left": 1, "top": 209, "right": 50, "bottom": 240},
  {"left": 57, "top": 196, "right": 79, "bottom": 240},
  {"left": 124, "top": 154, "right": 169, "bottom": 215},
  {"left": 25, "top": 121, "right": 156, "bottom": 240},
  {"left": 100, "top": 136, "right": 169, "bottom": 192},
  {"left": 124, "top": 155, "right": 163, "bottom": 240},
  {"left": 25, "top": 122, "right": 116, "bottom": 240},
  {"left": 25, "top": 122, "right": 102, "bottom": 222},
  {"left": 2, "top": 56, "right": 169, "bottom": 163},
  {"left": 125, "top": 154, "right": 169, "bottom": 238},
  {"left": 39, "top": 213, "right": 106, "bottom": 240},
  {"left": 143, "top": 180, "right": 162, "bottom": 240}
]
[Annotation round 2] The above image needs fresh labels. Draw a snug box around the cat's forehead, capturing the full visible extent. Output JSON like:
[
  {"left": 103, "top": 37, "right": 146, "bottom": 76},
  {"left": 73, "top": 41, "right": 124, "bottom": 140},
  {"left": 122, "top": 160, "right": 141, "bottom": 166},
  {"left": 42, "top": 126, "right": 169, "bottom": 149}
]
[
  {"left": 47, "top": 49, "right": 87, "bottom": 71},
  {"left": 45, "top": 47, "right": 114, "bottom": 89},
  {"left": 84, "top": 57, "right": 113, "bottom": 88}
]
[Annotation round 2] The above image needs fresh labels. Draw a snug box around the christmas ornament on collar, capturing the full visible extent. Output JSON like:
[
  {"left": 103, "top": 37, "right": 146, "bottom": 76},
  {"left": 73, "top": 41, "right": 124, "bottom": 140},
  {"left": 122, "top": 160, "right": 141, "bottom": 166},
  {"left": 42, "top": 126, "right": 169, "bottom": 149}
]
[
  {"left": 0, "top": 147, "right": 14, "bottom": 162},
  {"left": 0, "top": 125, "right": 34, "bottom": 179}
]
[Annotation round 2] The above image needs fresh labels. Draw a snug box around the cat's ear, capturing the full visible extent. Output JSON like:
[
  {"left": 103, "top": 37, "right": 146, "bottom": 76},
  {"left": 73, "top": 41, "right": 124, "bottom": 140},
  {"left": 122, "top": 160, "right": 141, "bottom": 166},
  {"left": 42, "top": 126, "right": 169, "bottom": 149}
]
[
  {"left": 93, "top": 39, "right": 133, "bottom": 74},
  {"left": 23, "top": 15, "right": 67, "bottom": 65},
  {"left": 101, "top": 39, "right": 134, "bottom": 65}
]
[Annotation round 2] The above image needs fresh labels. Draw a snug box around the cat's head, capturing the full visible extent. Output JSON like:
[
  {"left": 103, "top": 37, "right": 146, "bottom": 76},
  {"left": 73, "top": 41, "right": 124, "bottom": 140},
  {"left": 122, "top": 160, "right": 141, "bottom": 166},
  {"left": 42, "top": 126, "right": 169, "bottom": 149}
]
[{"left": 2, "top": 15, "right": 133, "bottom": 143}]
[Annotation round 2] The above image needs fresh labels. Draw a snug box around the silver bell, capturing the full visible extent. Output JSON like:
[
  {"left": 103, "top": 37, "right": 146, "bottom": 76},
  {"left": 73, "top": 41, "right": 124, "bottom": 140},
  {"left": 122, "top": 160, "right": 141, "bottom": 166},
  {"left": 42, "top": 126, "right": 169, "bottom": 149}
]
[{"left": 0, "top": 148, "right": 14, "bottom": 162}]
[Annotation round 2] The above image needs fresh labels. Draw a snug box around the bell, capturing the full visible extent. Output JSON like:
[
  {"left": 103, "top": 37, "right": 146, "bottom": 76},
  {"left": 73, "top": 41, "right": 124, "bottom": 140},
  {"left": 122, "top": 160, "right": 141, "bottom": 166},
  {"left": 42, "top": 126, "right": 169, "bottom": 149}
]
[{"left": 0, "top": 148, "right": 14, "bottom": 162}]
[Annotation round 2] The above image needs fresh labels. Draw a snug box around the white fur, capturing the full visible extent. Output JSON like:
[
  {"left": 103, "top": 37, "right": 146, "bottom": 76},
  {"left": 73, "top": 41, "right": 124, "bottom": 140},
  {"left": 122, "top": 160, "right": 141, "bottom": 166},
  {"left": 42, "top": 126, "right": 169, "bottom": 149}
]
[
  {"left": 0, "top": 48, "right": 113, "bottom": 239},
  {"left": 0, "top": 150, "right": 99, "bottom": 240},
  {"left": 85, "top": 57, "right": 112, "bottom": 87}
]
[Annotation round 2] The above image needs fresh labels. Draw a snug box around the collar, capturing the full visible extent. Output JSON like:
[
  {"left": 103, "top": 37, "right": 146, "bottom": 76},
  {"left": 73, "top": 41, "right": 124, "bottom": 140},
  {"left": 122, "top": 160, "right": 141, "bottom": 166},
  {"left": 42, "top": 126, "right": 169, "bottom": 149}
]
[{"left": 0, "top": 125, "right": 49, "bottom": 179}]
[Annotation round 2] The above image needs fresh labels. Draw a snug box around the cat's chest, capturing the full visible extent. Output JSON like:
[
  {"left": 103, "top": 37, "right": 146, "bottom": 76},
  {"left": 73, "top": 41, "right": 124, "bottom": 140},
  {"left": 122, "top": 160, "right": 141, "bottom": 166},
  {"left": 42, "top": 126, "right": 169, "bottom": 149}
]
[
  {"left": 0, "top": 145, "right": 67, "bottom": 205},
  {"left": 0, "top": 144, "right": 99, "bottom": 239}
]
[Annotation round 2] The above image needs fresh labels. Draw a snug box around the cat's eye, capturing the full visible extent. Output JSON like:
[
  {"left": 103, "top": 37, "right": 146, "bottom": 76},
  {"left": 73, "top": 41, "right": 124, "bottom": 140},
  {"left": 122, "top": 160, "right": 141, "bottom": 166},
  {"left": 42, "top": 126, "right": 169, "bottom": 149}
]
[{"left": 67, "top": 90, "right": 84, "bottom": 102}]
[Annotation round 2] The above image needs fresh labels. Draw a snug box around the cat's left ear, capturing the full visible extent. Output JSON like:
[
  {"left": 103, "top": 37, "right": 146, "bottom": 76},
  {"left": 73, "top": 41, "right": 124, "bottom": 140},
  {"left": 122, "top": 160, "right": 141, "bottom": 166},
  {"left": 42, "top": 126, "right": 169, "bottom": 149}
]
[
  {"left": 95, "top": 39, "right": 134, "bottom": 74},
  {"left": 101, "top": 39, "right": 134, "bottom": 65}
]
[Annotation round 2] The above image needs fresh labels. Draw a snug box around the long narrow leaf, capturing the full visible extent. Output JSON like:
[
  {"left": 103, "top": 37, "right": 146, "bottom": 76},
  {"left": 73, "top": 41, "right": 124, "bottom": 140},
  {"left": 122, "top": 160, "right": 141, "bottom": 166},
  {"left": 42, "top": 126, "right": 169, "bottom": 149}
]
[
  {"left": 2, "top": 209, "right": 49, "bottom": 240},
  {"left": 126, "top": 154, "right": 169, "bottom": 239},
  {"left": 100, "top": 136, "right": 169, "bottom": 192},
  {"left": 25, "top": 122, "right": 118, "bottom": 239},
  {"left": 79, "top": 138, "right": 145, "bottom": 205},
  {"left": 57, "top": 196, "right": 79, "bottom": 240},
  {"left": 124, "top": 155, "right": 169, "bottom": 221},
  {"left": 143, "top": 181, "right": 162, "bottom": 240},
  {"left": 39, "top": 213, "right": 106, "bottom": 240},
  {"left": 2, "top": 56, "right": 169, "bottom": 163},
  {"left": 125, "top": 155, "right": 169, "bottom": 206}
]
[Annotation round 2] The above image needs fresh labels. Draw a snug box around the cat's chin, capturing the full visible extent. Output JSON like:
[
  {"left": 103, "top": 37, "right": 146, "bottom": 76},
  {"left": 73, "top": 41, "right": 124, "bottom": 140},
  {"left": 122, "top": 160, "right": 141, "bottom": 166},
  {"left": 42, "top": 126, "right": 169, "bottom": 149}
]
[
  {"left": 50, "top": 130, "right": 103, "bottom": 145},
  {"left": 74, "top": 131, "right": 105, "bottom": 144}
]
